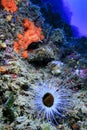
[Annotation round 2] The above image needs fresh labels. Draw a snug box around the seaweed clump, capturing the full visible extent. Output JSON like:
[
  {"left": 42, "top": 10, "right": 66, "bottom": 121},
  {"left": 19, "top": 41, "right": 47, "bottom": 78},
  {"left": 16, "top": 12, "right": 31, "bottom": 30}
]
[{"left": 3, "top": 93, "right": 15, "bottom": 123}]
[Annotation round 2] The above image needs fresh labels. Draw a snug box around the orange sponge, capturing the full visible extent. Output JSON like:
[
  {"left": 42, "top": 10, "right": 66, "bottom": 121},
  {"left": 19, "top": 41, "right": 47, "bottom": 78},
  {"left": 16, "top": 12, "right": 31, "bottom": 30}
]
[
  {"left": 14, "top": 18, "right": 44, "bottom": 58},
  {"left": 1, "top": 0, "right": 18, "bottom": 13}
]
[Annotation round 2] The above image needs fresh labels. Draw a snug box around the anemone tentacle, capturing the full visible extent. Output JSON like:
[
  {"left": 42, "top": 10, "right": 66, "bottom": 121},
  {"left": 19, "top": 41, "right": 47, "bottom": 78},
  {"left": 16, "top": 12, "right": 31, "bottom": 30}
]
[{"left": 33, "top": 80, "right": 73, "bottom": 125}]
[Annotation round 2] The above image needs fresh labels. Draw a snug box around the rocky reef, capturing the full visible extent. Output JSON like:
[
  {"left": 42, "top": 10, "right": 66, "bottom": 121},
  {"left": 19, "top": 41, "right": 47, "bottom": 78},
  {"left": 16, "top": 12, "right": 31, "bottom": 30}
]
[{"left": 0, "top": 0, "right": 87, "bottom": 130}]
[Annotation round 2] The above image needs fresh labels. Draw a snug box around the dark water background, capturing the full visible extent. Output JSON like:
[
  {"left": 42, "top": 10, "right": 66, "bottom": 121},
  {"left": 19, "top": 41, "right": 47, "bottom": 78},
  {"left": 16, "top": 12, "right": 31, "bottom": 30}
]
[
  {"left": 31, "top": 0, "right": 87, "bottom": 56},
  {"left": 31, "top": 0, "right": 87, "bottom": 37}
]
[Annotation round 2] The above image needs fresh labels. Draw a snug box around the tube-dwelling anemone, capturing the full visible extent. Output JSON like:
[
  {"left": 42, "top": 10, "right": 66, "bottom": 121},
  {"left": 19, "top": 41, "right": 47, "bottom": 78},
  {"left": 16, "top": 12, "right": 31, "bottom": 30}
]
[{"left": 33, "top": 81, "right": 72, "bottom": 125}]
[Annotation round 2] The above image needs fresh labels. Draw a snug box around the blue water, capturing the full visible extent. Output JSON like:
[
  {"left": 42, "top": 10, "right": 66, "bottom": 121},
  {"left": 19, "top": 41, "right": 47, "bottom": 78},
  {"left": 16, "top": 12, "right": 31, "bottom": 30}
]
[
  {"left": 47, "top": 0, "right": 87, "bottom": 37},
  {"left": 64, "top": 0, "right": 87, "bottom": 37},
  {"left": 31, "top": 0, "right": 87, "bottom": 37}
]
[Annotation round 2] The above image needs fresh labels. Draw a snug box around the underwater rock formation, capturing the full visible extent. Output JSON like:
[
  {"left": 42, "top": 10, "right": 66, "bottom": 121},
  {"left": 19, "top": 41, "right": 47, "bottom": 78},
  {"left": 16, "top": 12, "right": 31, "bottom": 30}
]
[{"left": 28, "top": 43, "right": 59, "bottom": 66}]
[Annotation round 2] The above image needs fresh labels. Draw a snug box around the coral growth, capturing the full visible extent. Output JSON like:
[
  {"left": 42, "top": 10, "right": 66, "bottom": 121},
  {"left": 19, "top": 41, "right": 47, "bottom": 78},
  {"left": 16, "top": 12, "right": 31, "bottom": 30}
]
[
  {"left": 1, "top": 0, "right": 18, "bottom": 13},
  {"left": 0, "top": 66, "right": 7, "bottom": 73},
  {"left": 14, "top": 18, "right": 44, "bottom": 58}
]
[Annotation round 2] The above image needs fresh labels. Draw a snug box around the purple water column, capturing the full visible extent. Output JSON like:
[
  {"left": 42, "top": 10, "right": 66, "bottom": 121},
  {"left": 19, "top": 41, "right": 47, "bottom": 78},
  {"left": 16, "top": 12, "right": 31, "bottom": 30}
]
[{"left": 64, "top": 0, "right": 87, "bottom": 37}]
